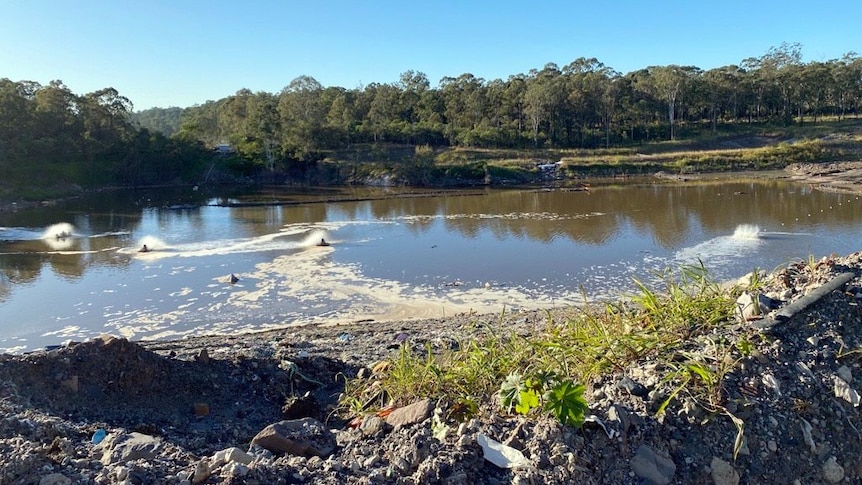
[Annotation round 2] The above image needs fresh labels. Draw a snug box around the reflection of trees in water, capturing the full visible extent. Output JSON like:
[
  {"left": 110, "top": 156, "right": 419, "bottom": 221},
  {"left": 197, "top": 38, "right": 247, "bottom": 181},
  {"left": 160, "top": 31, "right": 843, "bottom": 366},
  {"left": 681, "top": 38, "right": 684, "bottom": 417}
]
[
  {"left": 342, "top": 181, "right": 862, "bottom": 249},
  {"left": 0, "top": 253, "right": 43, "bottom": 302}
]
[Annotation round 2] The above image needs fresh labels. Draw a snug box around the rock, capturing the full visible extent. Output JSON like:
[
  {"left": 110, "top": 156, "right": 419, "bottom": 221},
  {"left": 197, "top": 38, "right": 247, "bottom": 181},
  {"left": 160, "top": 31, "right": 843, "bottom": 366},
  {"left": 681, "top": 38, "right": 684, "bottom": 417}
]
[
  {"left": 822, "top": 456, "right": 845, "bottom": 483},
  {"left": 212, "top": 447, "right": 254, "bottom": 467},
  {"left": 192, "top": 460, "right": 211, "bottom": 485},
  {"left": 710, "top": 456, "right": 740, "bottom": 485},
  {"left": 39, "top": 474, "right": 71, "bottom": 485},
  {"left": 618, "top": 376, "right": 649, "bottom": 397},
  {"left": 385, "top": 398, "right": 434, "bottom": 427},
  {"left": 251, "top": 418, "right": 336, "bottom": 457},
  {"left": 608, "top": 404, "right": 644, "bottom": 433},
  {"left": 224, "top": 462, "right": 249, "bottom": 477},
  {"left": 736, "top": 291, "right": 773, "bottom": 321},
  {"left": 833, "top": 376, "right": 860, "bottom": 406},
  {"left": 282, "top": 391, "right": 319, "bottom": 419},
  {"left": 101, "top": 432, "right": 163, "bottom": 465},
  {"left": 837, "top": 365, "right": 853, "bottom": 383},
  {"left": 630, "top": 444, "right": 676, "bottom": 485},
  {"left": 360, "top": 415, "right": 386, "bottom": 436},
  {"left": 60, "top": 375, "right": 79, "bottom": 393},
  {"left": 193, "top": 402, "right": 210, "bottom": 416}
]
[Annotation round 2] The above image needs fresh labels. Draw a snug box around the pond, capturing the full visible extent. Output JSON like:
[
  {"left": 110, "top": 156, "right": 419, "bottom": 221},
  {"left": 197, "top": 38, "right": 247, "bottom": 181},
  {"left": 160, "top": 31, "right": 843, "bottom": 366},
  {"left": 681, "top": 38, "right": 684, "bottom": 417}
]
[{"left": 1, "top": 177, "right": 861, "bottom": 353}]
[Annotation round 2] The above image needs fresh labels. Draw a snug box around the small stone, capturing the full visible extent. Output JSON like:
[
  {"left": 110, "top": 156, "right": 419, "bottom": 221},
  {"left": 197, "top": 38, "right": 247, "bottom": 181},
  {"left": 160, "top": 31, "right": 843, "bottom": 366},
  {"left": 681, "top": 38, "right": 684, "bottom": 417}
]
[
  {"left": 60, "top": 375, "right": 79, "bottom": 393},
  {"left": 193, "top": 402, "right": 210, "bottom": 416},
  {"left": 101, "top": 432, "right": 163, "bottom": 465},
  {"left": 359, "top": 415, "right": 385, "bottom": 436},
  {"left": 618, "top": 376, "right": 649, "bottom": 397},
  {"left": 226, "top": 447, "right": 253, "bottom": 465},
  {"left": 822, "top": 456, "right": 844, "bottom": 483},
  {"left": 251, "top": 418, "right": 336, "bottom": 457},
  {"left": 39, "top": 474, "right": 71, "bottom": 485},
  {"left": 837, "top": 365, "right": 853, "bottom": 383},
  {"left": 710, "top": 457, "right": 740, "bottom": 485},
  {"left": 630, "top": 444, "right": 676, "bottom": 485},
  {"left": 115, "top": 466, "right": 130, "bottom": 481},
  {"left": 385, "top": 398, "right": 434, "bottom": 427},
  {"left": 192, "top": 460, "right": 211, "bottom": 485},
  {"left": 768, "top": 440, "right": 777, "bottom": 452},
  {"left": 224, "top": 462, "right": 249, "bottom": 477}
]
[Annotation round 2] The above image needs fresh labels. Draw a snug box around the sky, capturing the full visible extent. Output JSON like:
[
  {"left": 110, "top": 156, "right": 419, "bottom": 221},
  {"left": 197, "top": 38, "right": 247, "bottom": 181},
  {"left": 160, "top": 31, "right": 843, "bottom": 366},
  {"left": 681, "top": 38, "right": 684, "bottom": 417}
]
[{"left": 1, "top": 0, "right": 860, "bottom": 111}]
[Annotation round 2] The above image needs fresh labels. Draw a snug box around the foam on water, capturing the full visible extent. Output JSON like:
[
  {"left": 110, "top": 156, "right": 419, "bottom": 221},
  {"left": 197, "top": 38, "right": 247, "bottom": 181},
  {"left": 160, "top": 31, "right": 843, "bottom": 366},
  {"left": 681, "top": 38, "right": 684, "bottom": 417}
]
[
  {"left": 731, "top": 224, "right": 761, "bottom": 240},
  {"left": 42, "top": 222, "right": 76, "bottom": 240}
]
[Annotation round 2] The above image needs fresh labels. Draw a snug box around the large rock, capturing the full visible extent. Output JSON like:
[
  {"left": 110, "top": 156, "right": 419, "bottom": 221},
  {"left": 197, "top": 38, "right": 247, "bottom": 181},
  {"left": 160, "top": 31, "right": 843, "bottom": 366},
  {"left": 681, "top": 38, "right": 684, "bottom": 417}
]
[
  {"left": 100, "top": 432, "right": 163, "bottom": 465},
  {"left": 251, "top": 418, "right": 336, "bottom": 457}
]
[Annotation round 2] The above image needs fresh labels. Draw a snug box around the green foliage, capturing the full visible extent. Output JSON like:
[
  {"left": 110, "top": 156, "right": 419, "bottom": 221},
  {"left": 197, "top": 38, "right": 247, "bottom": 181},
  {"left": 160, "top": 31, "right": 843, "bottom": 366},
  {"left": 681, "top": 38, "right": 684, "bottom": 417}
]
[
  {"left": 339, "top": 264, "right": 752, "bottom": 448},
  {"left": 497, "top": 371, "right": 587, "bottom": 426},
  {"left": 545, "top": 380, "right": 589, "bottom": 427}
]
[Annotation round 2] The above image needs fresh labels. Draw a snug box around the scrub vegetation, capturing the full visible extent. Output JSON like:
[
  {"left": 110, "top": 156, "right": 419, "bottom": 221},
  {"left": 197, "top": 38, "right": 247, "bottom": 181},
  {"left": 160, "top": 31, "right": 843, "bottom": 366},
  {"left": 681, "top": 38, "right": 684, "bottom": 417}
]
[{"left": 338, "top": 264, "right": 752, "bottom": 455}]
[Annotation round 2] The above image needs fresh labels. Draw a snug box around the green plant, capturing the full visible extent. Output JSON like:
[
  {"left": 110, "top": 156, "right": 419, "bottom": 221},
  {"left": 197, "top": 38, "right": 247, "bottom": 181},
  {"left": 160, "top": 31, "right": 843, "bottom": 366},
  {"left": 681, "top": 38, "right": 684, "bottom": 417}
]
[{"left": 497, "top": 371, "right": 588, "bottom": 427}]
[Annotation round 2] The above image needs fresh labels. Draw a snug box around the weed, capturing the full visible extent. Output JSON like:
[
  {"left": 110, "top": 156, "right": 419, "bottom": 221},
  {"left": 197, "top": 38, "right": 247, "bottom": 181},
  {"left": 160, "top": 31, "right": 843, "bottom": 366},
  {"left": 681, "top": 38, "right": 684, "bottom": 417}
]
[{"left": 338, "top": 264, "right": 745, "bottom": 457}]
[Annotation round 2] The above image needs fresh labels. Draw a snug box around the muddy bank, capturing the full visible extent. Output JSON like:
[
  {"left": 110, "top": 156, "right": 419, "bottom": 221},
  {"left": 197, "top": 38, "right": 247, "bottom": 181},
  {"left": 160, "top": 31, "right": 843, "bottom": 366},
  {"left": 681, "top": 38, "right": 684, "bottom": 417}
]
[{"left": 786, "top": 161, "right": 862, "bottom": 194}]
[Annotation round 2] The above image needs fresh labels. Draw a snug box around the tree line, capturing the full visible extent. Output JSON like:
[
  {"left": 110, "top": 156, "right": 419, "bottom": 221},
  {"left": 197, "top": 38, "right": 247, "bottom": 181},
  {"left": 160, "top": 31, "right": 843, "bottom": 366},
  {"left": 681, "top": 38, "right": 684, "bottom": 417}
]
[
  {"left": 0, "top": 80, "right": 211, "bottom": 196},
  {"left": 135, "top": 43, "right": 860, "bottom": 168},
  {"left": 2, "top": 42, "right": 861, "bottom": 195}
]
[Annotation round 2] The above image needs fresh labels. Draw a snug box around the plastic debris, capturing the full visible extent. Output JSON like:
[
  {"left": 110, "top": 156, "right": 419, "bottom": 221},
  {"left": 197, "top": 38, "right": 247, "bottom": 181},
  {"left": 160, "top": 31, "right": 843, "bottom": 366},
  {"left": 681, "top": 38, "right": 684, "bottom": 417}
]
[
  {"left": 477, "top": 434, "right": 533, "bottom": 469},
  {"left": 92, "top": 429, "right": 107, "bottom": 445},
  {"left": 833, "top": 376, "right": 860, "bottom": 407},
  {"left": 762, "top": 374, "right": 781, "bottom": 396},
  {"left": 585, "top": 414, "right": 618, "bottom": 439}
]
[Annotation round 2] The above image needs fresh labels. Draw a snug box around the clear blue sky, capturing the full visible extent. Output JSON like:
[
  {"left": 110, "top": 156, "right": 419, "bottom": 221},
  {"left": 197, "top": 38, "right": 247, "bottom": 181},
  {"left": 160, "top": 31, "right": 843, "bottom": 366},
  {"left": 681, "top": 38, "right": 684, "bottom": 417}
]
[{"left": 1, "top": 0, "right": 859, "bottom": 111}]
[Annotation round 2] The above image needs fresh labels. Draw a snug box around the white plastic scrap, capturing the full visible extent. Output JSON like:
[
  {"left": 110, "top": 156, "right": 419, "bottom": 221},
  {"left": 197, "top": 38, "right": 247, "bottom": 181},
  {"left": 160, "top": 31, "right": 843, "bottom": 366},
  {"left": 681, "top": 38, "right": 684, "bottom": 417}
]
[
  {"left": 584, "top": 414, "right": 618, "bottom": 439},
  {"left": 762, "top": 373, "right": 781, "bottom": 396},
  {"left": 833, "top": 376, "right": 860, "bottom": 407},
  {"left": 800, "top": 418, "right": 816, "bottom": 453},
  {"left": 477, "top": 434, "right": 534, "bottom": 469}
]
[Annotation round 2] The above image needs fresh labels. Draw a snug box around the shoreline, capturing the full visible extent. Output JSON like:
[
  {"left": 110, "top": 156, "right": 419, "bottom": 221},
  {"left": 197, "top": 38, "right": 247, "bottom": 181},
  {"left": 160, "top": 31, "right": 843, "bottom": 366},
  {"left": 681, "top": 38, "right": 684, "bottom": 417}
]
[{"left": 2, "top": 250, "right": 862, "bottom": 483}]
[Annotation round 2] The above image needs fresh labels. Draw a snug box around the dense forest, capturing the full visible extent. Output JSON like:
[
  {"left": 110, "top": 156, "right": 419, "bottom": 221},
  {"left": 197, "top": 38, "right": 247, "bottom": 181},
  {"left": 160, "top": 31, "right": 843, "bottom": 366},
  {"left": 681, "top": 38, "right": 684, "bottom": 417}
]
[{"left": 3, "top": 43, "right": 861, "bottom": 199}]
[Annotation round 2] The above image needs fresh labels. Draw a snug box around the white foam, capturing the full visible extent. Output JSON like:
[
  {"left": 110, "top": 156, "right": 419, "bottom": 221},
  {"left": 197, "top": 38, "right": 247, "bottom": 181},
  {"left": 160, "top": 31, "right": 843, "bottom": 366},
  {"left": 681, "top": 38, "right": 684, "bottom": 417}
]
[{"left": 731, "top": 224, "right": 761, "bottom": 240}]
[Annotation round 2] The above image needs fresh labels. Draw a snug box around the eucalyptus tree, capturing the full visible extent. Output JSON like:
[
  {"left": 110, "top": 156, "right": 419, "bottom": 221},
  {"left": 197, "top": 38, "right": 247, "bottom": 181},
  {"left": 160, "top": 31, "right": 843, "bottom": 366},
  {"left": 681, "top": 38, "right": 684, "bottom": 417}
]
[
  {"left": 364, "top": 82, "right": 402, "bottom": 142},
  {"left": 414, "top": 87, "right": 446, "bottom": 146},
  {"left": 0, "top": 79, "right": 35, "bottom": 166},
  {"left": 524, "top": 64, "right": 566, "bottom": 147},
  {"left": 278, "top": 75, "right": 326, "bottom": 159},
  {"left": 325, "top": 89, "right": 358, "bottom": 147},
  {"left": 78, "top": 87, "right": 135, "bottom": 183},
  {"left": 832, "top": 52, "right": 862, "bottom": 119},
  {"left": 562, "top": 58, "right": 616, "bottom": 147},
  {"left": 634, "top": 65, "right": 698, "bottom": 140},
  {"left": 439, "top": 73, "right": 487, "bottom": 146}
]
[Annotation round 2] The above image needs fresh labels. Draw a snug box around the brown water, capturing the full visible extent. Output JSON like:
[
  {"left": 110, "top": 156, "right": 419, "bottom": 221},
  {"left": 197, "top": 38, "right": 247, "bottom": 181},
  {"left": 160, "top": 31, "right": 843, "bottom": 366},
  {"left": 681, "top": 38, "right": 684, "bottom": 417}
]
[{"left": 1, "top": 178, "right": 860, "bottom": 352}]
